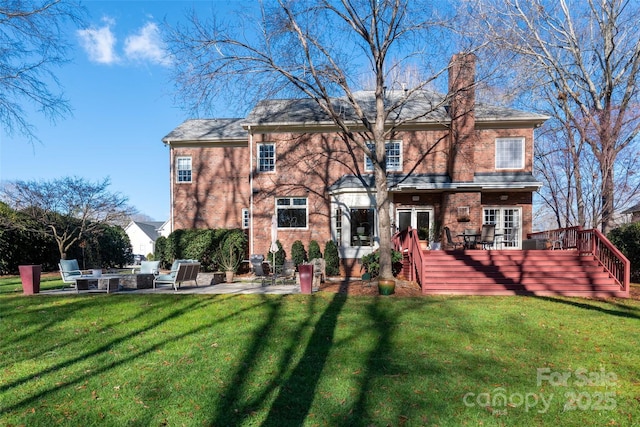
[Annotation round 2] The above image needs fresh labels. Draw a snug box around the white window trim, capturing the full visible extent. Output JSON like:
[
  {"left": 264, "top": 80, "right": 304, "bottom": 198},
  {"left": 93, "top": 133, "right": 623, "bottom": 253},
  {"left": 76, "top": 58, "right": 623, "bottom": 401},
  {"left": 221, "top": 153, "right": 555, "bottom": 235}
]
[
  {"left": 364, "top": 140, "right": 402, "bottom": 172},
  {"left": 482, "top": 206, "right": 522, "bottom": 249},
  {"left": 276, "top": 197, "right": 308, "bottom": 230},
  {"left": 257, "top": 142, "right": 276, "bottom": 173},
  {"left": 242, "top": 208, "right": 249, "bottom": 229},
  {"left": 176, "top": 156, "right": 192, "bottom": 183},
  {"left": 495, "top": 137, "right": 525, "bottom": 170}
]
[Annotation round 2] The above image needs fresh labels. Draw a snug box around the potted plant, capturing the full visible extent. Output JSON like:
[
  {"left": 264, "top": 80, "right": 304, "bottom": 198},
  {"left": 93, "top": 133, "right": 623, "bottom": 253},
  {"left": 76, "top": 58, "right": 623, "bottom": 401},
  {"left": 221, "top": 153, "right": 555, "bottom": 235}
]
[
  {"left": 429, "top": 221, "right": 442, "bottom": 250},
  {"left": 417, "top": 226, "right": 430, "bottom": 250},
  {"left": 216, "top": 242, "right": 242, "bottom": 283},
  {"left": 360, "top": 249, "right": 404, "bottom": 295}
]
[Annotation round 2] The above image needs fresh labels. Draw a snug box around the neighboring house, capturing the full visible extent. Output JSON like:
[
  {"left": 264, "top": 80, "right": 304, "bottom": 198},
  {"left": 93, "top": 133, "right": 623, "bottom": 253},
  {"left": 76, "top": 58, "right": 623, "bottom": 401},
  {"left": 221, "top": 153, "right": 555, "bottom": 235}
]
[
  {"left": 622, "top": 203, "right": 640, "bottom": 223},
  {"left": 125, "top": 221, "right": 165, "bottom": 256},
  {"left": 157, "top": 219, "right": 171, "bottom": 238},
  {"left": 162, "top": 54, "right": 548, "bottom": 273}
]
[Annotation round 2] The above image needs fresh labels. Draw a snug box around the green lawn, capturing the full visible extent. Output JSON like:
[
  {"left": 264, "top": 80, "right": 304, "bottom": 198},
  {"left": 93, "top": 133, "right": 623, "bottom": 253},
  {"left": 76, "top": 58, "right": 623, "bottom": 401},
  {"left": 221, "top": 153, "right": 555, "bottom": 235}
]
[{"left": 1, "top": 275, "right": 639, "bottom": 426}]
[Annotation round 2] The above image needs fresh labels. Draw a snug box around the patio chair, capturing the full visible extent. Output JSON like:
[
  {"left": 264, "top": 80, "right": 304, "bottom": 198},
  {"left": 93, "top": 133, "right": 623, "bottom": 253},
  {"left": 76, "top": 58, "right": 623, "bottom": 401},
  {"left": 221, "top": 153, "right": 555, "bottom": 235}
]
[
  {"left": 444, "top": 227, "right": 464, "bottom": 250},
  {"left": 139, "top": 260, "right": 160, "bottom": 275},
  {"left": 551, "top": 231, "right": 566, "bottom": 250},
  {"left": 276, "top": 260, "right": 297, "bottom": 285},
  {"left": 250, "top": 255, "right": 273, "bottom": 286},
  {"left": 58, "top": 259, "right": 95, "bottom": 288},
  {"left": 479, "top": 224, "right": 496, "bottom": 249},
  {"left": 463, "top": 228, "right": 478, "bottom": 249},
  {"left": 153, "top": 260, "right": 200, "bottom": 291},
  {"left": 500, "top": 227, "right": 519, "bottom": 249}
]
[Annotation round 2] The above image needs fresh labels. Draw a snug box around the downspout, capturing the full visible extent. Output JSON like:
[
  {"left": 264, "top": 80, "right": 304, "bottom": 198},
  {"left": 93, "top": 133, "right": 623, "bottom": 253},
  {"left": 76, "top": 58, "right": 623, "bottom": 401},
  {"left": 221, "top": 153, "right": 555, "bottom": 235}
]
[
  {"left": 167, "top": 141, "right": 174, "bottom": 234},
  {"left": 248, "top": 126, "right": 254, "bottom": 257}
]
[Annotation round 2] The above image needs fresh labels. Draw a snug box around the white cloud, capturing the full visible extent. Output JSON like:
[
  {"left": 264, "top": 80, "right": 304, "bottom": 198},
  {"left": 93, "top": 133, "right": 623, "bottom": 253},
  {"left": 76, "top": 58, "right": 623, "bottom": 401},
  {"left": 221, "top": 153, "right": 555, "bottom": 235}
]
[
  {"left": 124, "top": 22, "right": 170, "bottom": 66},
  {"left": 77, "top": 18, "right": 120, "bottom": 65}
]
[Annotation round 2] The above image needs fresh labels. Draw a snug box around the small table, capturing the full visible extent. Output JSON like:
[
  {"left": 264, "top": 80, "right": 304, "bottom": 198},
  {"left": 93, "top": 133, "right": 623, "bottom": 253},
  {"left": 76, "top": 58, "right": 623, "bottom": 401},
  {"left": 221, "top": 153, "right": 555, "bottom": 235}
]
[
  {"left": 75, "top": 275, "right": 120, "bottom": 293},
  {"left": 458, "top": 233, "right": 480, "bottom": 249}
]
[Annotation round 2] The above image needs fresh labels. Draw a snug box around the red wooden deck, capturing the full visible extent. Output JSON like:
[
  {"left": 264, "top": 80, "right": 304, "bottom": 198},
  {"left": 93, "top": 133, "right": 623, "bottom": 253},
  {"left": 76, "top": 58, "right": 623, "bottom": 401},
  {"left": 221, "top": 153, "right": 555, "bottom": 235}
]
[
  {"left": 417, "top": 249, "right": 627, "bottom": 298},
  {"left": 394, "top": 227, "right": 630, "bottom": 298}
]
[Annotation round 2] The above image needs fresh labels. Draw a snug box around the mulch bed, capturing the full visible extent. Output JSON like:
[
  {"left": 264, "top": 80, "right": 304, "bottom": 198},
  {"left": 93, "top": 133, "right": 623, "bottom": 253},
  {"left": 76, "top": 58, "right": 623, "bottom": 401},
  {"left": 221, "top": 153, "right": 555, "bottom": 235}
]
[{"left": 318, "top": 277, "right": 423, "bottom": 296}]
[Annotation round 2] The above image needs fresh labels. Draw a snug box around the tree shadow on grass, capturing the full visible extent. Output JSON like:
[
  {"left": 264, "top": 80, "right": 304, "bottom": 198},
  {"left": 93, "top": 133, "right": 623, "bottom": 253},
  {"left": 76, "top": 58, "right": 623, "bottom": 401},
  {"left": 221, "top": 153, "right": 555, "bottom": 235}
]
[
  {"left": 0, "top": 294, "right": 271, "bottom": 416},
  {"left": 534, "top": 295, "right": 640, "bottom": 320}
]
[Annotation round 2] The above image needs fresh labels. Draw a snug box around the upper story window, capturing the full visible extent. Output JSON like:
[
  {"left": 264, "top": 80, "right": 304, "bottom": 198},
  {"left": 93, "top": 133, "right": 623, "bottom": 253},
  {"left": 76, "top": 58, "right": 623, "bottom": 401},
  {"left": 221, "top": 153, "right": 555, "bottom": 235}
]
[
  {"left": 176, "top": 156, "right": 192, "bottom": 183},
  {"left": 365, "top": 140, "right": 402, "bottom": 172},
  {"left": 276, "top": 197, "right": 307, "bottom": 228},
  {"left": 495, "top": 137, "right": 525, "bottom": 169},
  {"left": 258, "top": 143, "right": 275, "bottom": 172}
]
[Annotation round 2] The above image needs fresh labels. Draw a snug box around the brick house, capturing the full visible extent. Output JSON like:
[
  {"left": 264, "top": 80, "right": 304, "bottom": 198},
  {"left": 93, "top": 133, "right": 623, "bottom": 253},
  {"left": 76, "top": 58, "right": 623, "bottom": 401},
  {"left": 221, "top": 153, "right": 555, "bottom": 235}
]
[{"left": 162, "top": 54, "right": 548, "bottom": 274}]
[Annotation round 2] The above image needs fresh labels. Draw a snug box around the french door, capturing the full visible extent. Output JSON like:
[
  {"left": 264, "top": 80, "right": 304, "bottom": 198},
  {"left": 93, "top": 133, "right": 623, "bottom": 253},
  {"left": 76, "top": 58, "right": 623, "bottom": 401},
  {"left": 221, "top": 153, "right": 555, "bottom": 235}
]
[
  {"left": 396, "top": 208, "right": 432, "bottom": 240},
  {"left": 483, "top": 207, "right": 521, "bottom": 249}
]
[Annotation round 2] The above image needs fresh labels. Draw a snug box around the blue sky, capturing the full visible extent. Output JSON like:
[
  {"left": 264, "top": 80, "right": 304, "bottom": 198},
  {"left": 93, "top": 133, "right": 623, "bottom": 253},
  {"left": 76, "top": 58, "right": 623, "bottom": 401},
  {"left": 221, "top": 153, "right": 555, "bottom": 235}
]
[{"left": 0, "top": 1, "right": 249, "bottom": 222}]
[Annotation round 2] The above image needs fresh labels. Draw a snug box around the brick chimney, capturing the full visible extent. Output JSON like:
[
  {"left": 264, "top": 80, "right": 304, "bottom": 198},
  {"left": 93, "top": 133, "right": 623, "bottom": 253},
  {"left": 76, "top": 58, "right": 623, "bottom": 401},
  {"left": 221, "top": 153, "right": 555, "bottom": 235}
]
[{"left": 448, "top": 53, "right": 476, "bottom": 183}]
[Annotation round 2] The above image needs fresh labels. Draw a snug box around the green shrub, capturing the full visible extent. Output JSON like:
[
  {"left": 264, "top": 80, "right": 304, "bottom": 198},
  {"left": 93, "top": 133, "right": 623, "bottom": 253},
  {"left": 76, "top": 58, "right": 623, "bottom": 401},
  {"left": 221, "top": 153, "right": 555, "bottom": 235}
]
[
  {"left": 360, "top": 249, "right": 403, "bottom": 278},
  {"left": 308, "top": 240, "right": 322, "bottom": 260},
  {"left": 608, "top": 223, "right": 640, "bottom": 281},
  {"left": 184, "top": 229, "right": 216, "bottom": 270},
  {"left": 154, "top": 236, "right": 168, "bottom": 268},
  {"left": 291, "top": 240, "right": 307, "bottom": 268},
  {"left": 324, "top": 240, "right": 340, "bottom": 276}
]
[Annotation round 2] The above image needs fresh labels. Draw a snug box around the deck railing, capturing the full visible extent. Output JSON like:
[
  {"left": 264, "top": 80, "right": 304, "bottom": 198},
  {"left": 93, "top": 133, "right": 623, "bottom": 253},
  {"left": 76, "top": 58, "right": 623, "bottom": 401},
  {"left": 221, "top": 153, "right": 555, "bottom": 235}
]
[
  {"left": 577, "top": 228, "right": 630, "bottom": 295},
  {"left": 392, "top": 227, "right": 425, "bottom": 286},
  {"left": 527, "top": 226, "right": 582, "bottom": 249},
  {"left": 529, "top": 226, "right": 629, "bottom": 295}
]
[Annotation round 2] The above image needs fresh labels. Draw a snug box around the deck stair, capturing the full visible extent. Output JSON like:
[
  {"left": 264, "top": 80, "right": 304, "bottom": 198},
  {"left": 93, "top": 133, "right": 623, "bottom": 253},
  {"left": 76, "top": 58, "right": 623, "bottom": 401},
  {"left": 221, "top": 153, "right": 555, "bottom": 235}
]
[{"left": 420, "top": 250, "right": 626, "bottom": 297}]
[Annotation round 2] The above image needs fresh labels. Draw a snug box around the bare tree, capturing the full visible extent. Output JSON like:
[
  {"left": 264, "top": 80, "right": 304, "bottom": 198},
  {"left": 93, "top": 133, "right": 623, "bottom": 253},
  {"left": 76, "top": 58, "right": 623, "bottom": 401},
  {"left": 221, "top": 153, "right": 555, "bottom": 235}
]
[
  {"left": 166, "top": 0, "right": 465, "bottom": 280},
  {"left": 465, "top": 0, "right": 640, "bottom": 233},
  {"left": 0, "top": 0, "right": 84, "bottom": 139},
  {"left": 1, "top": 176, "right": 135, "bottom": 260}
]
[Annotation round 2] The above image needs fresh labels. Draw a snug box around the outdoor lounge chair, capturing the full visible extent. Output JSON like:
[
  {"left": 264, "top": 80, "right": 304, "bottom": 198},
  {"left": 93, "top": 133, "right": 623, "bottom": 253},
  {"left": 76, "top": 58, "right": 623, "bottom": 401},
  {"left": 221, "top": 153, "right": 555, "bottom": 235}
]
[
  {"left": 153, "top": 260, "right": 200, "bottom": 291},
  {"left": 58, "top": 259, "right": 96, "bottom": 288},
  {"left": 139, "top": 260, "right": 160, "bottom": 275}
]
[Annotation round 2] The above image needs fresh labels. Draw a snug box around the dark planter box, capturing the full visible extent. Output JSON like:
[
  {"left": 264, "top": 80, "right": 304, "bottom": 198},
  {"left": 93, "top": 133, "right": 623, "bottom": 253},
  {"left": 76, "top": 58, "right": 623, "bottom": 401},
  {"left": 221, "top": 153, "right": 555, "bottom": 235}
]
[
  {"left": 19, "top": 265, "right": 41, "bottom": 295},
  {"left": 299, "top": 264, "right": 314, "bottom": 294}
]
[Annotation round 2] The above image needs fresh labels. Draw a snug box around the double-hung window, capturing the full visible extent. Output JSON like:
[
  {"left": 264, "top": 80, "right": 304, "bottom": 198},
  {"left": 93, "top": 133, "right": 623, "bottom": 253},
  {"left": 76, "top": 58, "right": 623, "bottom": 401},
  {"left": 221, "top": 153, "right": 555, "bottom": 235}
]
[
  {"left": 276, "top": 197, "right": 307, "bottom": 228},
  {"left": 176, "top": 156, "right": 192, "bottom": 183},
  {"left": 365, "top": 140, "right": 402, "bottom": 172},
  {"left": 495, "top": 137, "right": 524, "bottom": 169},
  {"left": 258, "top": 143, "right": 275, "bottom": 172}
]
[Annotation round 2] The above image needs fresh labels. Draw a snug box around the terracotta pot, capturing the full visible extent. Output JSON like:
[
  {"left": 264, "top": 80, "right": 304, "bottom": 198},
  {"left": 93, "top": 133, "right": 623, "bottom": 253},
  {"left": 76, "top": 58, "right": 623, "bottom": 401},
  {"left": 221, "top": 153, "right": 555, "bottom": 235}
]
[
  {"left": 225, "top": 271, "right": 234, "bottom": 283},
  {"left": 378, "top": 279, "right": 396, "bottom": 296},
  {"left": 19, "top": 265, "right": 41, "bottom": 295},
  {"left": 299, "top": 264, "right": 314, "bottom": 294}
]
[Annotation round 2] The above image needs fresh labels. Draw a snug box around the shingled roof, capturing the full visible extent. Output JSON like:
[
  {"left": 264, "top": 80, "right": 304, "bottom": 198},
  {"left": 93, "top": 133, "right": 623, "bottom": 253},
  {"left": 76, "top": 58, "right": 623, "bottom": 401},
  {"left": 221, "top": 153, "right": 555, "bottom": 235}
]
[
  {"left": 244, "top": 90, "right": 548, "bottom": 129},
  {"left": 162, "top": 118, "right": 246, "bottom": 143},
  {"left": 163, "top": 91, "right": 547, "bottom": 142}
]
